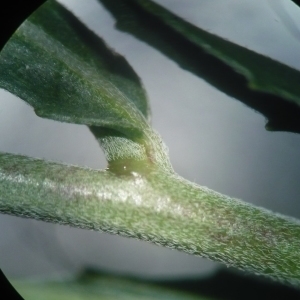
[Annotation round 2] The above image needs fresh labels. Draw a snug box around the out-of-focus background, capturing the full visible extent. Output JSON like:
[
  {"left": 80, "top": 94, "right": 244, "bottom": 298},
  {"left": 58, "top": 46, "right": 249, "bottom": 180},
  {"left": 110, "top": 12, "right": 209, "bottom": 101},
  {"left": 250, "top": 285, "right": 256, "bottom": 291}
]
[{"left": 1, "top": 0, "right": 300, "bottom": 279}]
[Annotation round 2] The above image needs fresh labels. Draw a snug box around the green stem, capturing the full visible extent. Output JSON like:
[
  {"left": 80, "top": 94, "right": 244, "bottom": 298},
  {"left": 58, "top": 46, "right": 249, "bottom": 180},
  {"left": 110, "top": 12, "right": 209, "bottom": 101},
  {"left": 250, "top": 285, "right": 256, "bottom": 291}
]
[{"left": 1, "top": 152, "right": 300, "bottom": 285}]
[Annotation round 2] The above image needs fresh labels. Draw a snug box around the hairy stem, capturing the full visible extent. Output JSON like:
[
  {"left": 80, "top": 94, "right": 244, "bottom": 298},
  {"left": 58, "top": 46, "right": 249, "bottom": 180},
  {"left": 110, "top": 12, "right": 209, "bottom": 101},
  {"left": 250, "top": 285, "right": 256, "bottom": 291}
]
[{"left": 0, "top": 152, "right": 300, "bottom": 285}]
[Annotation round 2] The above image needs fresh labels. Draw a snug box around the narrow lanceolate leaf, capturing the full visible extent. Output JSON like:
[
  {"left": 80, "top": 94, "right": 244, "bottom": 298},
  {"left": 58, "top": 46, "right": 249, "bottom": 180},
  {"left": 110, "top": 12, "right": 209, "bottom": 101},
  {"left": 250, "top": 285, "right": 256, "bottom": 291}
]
[
  {"left": 0, "top": 0, "right": 172, "bottom": 170},
  {"left": 99, "top": 0, "right": 300, "bottom": 133},
  {"left": 1, "top": 152, "right": 300, "bottom": 286},
  {"left": 0, "top": 0, "right": 150, "bottom": 138}
]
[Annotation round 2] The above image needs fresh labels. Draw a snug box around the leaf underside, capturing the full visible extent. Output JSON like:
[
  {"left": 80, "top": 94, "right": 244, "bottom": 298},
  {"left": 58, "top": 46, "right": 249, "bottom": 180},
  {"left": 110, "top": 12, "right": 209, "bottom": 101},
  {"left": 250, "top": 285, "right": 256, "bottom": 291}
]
[{"left": 0, "top": 0, "right": 150, "bottom": 139}]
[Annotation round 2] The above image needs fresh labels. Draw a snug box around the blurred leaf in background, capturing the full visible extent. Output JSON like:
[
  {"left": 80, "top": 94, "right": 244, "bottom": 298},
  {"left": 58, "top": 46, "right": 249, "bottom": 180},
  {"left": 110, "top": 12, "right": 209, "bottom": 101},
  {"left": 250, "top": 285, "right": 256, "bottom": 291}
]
[
  {"left": 99, "top": 0, "right": 300, "bottom": 134},
  {"left": 12, "top": 268, "right": 300, "bottom": 300},
  {"left": 12, "top": 269, "right": 207, "bottom": 300}
]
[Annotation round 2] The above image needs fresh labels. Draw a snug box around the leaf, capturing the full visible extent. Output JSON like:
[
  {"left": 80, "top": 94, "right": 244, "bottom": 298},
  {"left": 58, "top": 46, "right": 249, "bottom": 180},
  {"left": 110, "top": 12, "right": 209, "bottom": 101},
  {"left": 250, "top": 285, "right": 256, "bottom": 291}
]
[
  {"left": 0, "top": 0, "right": 173, "bottom": 170},
  {"left": 12, "top": 269, "right": 210, "bottom": 300},
  {"left": 0, "top": 0, "right": 150, "bottom": 139},
  {"left": 11, "top": 268, "right": 300, "bottom": 299},
  {"left": 99, "top": 0, "right": 300, "bottom": 133}
]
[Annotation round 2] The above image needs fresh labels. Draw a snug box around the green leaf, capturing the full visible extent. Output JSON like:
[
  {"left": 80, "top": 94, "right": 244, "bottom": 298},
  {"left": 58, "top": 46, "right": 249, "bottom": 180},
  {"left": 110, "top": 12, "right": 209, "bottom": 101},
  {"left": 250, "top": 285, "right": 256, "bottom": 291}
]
[
  {"left": 99, "top": 0, "right": 300, "bottom": 133},
  {"left": 12, "top": 270, "right": 211, "bottom": 300},
  {"left": 0, "top": 0, "right": 173, "bottom": 170},
  {"left": 0, "top": 0, "right": 150, "bottom": 138},
  {"left": 11, "top": 268, "right": 300, "bottom": 299}
]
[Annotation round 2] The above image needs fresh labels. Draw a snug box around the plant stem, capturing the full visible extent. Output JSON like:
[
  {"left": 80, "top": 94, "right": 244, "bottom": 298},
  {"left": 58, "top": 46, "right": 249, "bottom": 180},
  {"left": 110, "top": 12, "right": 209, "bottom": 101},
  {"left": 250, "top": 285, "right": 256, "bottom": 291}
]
[{"left": 0, "top": 152, "right": 300, "bottom": 285}]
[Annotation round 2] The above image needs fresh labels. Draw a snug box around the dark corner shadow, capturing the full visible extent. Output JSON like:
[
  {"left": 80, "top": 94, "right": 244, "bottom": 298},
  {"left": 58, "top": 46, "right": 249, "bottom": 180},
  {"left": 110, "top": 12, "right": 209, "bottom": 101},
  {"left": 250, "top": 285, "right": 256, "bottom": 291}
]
[
  {"left": 291, "top": 0, "right": 300, "bottom": 8},
  {"left": 0, "top": 0, "right": 47, "bottom": 51},
  {"left": 157, "top": 268, "right": 300, "bottom": 300},
  {"left": 99, "top": 0, "right": 300, "bottom": 134},
  {"left": 0, "top": 269, "right": 24, "bottom": 300}
]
